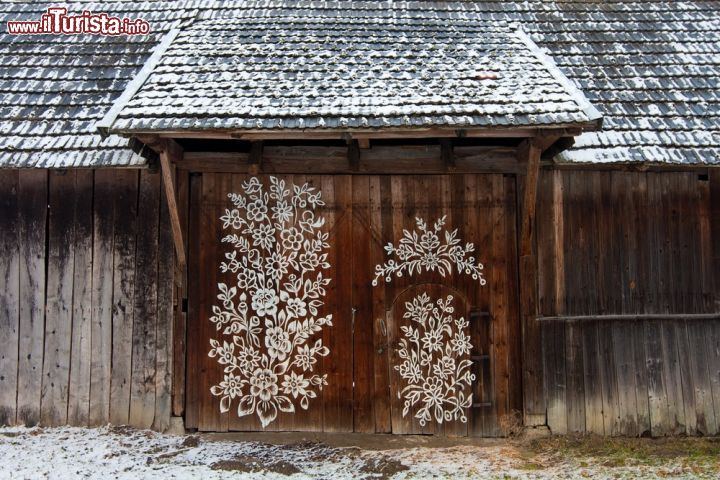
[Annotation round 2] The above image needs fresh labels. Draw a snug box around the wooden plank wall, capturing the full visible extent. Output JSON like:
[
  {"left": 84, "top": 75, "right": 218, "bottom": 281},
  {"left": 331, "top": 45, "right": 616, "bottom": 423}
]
[
  {"left": 0, "top": 169, "right": 174, "bottom": 429},
  {"left": 535, "top": 169, "right": 720, "bottom": 436}
]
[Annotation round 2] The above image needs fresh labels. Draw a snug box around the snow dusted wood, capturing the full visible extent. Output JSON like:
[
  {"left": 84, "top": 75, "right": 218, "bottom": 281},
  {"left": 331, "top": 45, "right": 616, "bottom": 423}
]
[
  {"left": 0, "top": 169, "right": 175, "bottom": 430},
  {"left": 67, "top": 171, "right": 94, "bottom": 425},
  {"left": 0, "top": 171, "right": 19, "bottom": 426},
  {"left": 129, "top": 171, "right": 160, "bottom": 429},
  {"left": 41, "top": 172, "right": 77, "bottom": 426},
  {"left": 89, "top": 170, "right": 116, "bottom": 425},
  {"left": 109, "top": 171, "right": 139, "bottom": 425},
  {"left": 16, "top": 170, "right": 47, "bottom": 427}
]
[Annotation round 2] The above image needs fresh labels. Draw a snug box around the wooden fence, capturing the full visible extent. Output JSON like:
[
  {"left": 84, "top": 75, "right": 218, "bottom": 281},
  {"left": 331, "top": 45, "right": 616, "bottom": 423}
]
[
  {"left": 533, "top": 169, "right": 720, "bottom": 436},
  {"left": 0, "top": 169, "right": 173, "bottom": 430}
]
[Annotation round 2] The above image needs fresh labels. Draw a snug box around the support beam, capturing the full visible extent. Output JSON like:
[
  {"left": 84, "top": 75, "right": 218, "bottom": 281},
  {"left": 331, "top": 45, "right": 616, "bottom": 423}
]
[
  {"left": 248, "top": 141, "right": 264, "bottom": 175},
  {"left": 516, "top": 137, "right": 545, "bottom": 426},
  {"left": 137, "top": 135, "right": 186, "bottom": 270},
  {"left": 440, "top": 139, "right": 456, "bottom": 172},
  {"left": 347, "top": 140, "right": 360, "bottom": 172}
]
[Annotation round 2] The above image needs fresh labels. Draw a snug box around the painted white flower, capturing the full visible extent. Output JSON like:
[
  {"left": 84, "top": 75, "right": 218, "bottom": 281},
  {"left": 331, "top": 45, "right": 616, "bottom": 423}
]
[
  {"left": 420, "top": 230, "right": 440, "bottom": 251},
  {"left": 298, "top": 252, "right": 320, "bottom": 271},
  {"left": 246, "top": 199, "right": 268, "bottom": 222},
  {"left": 421, "top": 328, "right": 443, "bottom": 353},
  {"left": 265, "top": 326, "right": 292, "bottom": 361},
  {"left": 249, "top": 368, "right": 279, "bottom": 402},
  {"left": 281, "top": 228, "right": 303, "bottom": 251},
  {"left": 266, "top": 252, "right": 290, "bottom": 280},
  {"left": 222, "top": 209, "right": 243, "bottom": 229},
  {"left": 394, "top": 294, "right": 476, "bottom": 426},
  {"left": 209, "top": 177, "right": 333, "bottom": 427},
  {"left": 285, "top": 297, "right": 307, "bottom": 318},
  {"left": 272, "top": 200, "right": 293, "bottom": 223},
  {"left": 293, "top": 344, "right": 317, "bottom": 371},
  {"left": 282, "top": 371, "right": 310, "bottom": 399},
  {"left": 236, "top": 346, "right": 261, "bottom": 373},
  {"left": 450, "top": 330, "right": 472, "bottom": 356},
  {"left": 251, "top": 288, "right": 278, "bottom": 317},
  {"left": 210, "top": 373, "right": 243, "bottom": 400},
  {"left": 398, "top": 360, "right": 422, "bottom": 384},
  {"left": 252, "top": 223, "right": 276, "bottom": 251}
]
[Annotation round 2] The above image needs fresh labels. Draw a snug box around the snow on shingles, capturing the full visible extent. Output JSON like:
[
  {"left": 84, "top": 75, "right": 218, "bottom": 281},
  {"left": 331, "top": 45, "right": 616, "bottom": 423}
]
[
  {"left": 0, "top": 2, "right": 199, "bottom": 168},
  {"left": 2, "top": 1, "right": 720, "bottom": 167},
  {"left": 110, "top": 12, "right": 598, "bottom": 132}
]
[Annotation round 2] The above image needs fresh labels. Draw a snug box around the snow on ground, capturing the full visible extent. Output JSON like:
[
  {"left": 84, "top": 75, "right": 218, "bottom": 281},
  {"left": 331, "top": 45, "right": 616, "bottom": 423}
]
[{"left": 0, "top": 425, "right": 719, "bottom": 479}]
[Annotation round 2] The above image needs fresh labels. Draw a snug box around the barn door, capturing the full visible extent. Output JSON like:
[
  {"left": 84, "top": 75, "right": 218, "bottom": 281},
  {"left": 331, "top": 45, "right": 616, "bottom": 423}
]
[
  {"left": 186, "top": 173, "right": 519, "bottom": 436},
  {"left": 186, "top": 174, "right": 354, "bottom": 432},
  {"left": 362, "top": 174, "right": 520, "bottom": 436}
]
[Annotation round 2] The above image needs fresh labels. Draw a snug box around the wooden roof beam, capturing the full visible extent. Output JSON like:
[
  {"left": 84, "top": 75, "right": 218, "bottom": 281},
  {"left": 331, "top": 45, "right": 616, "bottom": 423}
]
[{"left": 135, "top": 135, "right": 186, "bottom": 271}]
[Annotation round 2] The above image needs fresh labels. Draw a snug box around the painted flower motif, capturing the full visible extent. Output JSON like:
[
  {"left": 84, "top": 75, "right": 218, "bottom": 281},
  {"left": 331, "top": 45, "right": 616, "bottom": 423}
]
[
  {"left": 281, "top": 371, "right": 310, "bottom": 399},
  {"left": 394, "top": 294, "right": 476, "bottom": 427},
  {"left": 209, "top": 177, "right": 333, "bottom": 428},
  {"left": 252, "top": 223, "right": 276, "bottom": 251},
  {"left": 265, "top": 326, "right": 292, "bottom": 361},
  {"left": 246, "top": 199, "right": 268, "bottom": 222},
  {"left": 281, "top": 228, "right": 304, "bottom": 251},
  {"left": 266, "top": 252, "right": 290, "bottom": 280},
  {"left": 421, "top": 328, "right": 443, "bottom": 353},
  {"left": 420, "top": 230, "right": 440, "bottom": 251},
  {"left": 372, "top": 216, "right": 486, "bottom": 286},
  {"left": 251, "top": 288, "right": 278, "bottom": 317},
  {"left": 293, "top": 344, "right": 317, "bottom": 371},
  {"left": 210, "top": 373, "right": 243, "bottom": 400},
  {"left": 249, "top": 368, "right": 278, "bottom": 402},
  {"left": 450, "top": 330, "right": 472, "bottom": 356},
  {"left": 223, "top": 209, "right": 243, "bottom": 229},
  {"left": 285, "top": 297, "right": 307, "bottom": 318},
  {"left": 420, "top": 251, "right": 440, "bottom": 271},
  {"left": 398, "top": 360, "right": 423, "bottom": 384},
  {"left": 298, "top": 252, "right": 320, "bottom": 271},
  {"left": 272, "top": 200, "right": 293, "bottom": 223},
  {"left": 237, "top": 346, "right": 261, "bottom": 372}
]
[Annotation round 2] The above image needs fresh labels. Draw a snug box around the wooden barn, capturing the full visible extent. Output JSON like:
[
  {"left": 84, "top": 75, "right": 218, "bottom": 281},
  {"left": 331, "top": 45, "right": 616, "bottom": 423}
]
[{"left": 0, "top": 1, "right": 718, "bottom": 438}]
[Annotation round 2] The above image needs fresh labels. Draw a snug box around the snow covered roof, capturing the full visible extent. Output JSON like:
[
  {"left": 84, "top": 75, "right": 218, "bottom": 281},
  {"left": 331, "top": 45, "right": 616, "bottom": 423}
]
[
  {"left": 1, "top": 1, "right": 719, "bottom": 168},
  {"left": 103, "top": 11, "right": 602, "bottom": 134}
]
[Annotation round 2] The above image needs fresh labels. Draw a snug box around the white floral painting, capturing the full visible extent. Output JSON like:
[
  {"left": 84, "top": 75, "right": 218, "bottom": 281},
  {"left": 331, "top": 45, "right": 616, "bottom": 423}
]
[
  {"left": 396, "top": 293, "right": 475, "bottom": 425},
  {"left": 208, "top": 176, "right": 332, "bottom": 428},
  {"left": 372, "top": 216, "right": 486, "bottom": 287},
  {"left": 373, "top": 215, "right": 486, "bottom": 426}
]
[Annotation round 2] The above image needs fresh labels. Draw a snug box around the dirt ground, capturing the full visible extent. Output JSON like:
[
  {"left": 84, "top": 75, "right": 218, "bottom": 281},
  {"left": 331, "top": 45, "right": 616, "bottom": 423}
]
[{"left": 1, "top": 425, "right": 720, "bottom": 479}]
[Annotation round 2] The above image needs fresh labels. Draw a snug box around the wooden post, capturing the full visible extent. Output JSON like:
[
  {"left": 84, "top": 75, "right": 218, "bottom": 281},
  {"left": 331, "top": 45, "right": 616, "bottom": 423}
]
[
  {"left": 140, "top": 137, "right": 187, "bottom": 271},
  {"left": 347, "top": 140, "right": 360, "bottom": 172},
  {"left": 248, "top": 141, "right": 263, "bottom": 175},
  {"left": 440, "top": 139, "right": 456, "bottom": 172},
  {"left": 516, "top": 135, "right": 559, "bottom": 426}
]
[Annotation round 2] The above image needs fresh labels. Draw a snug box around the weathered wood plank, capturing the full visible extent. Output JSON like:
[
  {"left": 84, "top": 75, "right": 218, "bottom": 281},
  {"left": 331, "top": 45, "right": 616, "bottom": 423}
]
[
  {"left": 184, "top": 173, "right": 202, "bottom": 430},
  {"left": 369, "top": 175, "right": 391, "bottom": 433},
  {"left": 109, "top": 170, "right": 139, "bottom": 425},
  {"left": 67, "top": 170, "right": 93, "bottom": 425},
  {"left": 351, "top": 175, "right": 374, "bottom": 432},
  {"left": 565, "top": 321, "right": 586, "bottom": 433},
  {"left": 129, "top": 171, "right": 160, "bottom": 429},
  {"left": 582, "top": 321, "right": 605, "bottom": 435},
  {"left": 16, "top": 170, "right": 47, "bottom": 427},
  {"left": 89, "top": 170, "right": 116, "bottom": 425},
  {"left": 172, "top": 169, "right": 190, "bottom": 418},
  {"left": 42, "top": 172, "right": 77, "bottom": 426},
  {"left": 543, "top": 321, "right": 567, "bottom": 434},
  {"left": 0, "top": 170, "right": 19, "bottom": 426},
  {"left": 155, "top": 171, "right": 176, "bottom": 431}
]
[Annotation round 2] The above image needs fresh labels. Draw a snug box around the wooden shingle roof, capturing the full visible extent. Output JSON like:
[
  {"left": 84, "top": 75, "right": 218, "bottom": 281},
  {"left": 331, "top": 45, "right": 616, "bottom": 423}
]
[
  {"left": 104, "top": 9, "right": 602, "bottom": 134},
  {"left": 1, "top": 1, "right": 719, "bottom": 167}
]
